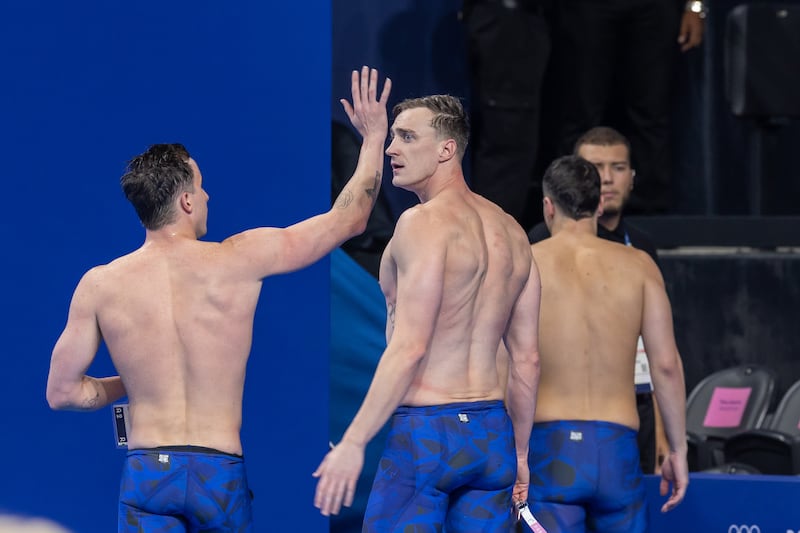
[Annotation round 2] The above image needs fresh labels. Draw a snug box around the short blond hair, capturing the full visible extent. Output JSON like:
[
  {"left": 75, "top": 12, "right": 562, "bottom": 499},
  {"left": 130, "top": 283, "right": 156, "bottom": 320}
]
[{"left": 392, "top": 95, "right": 470, "bottom": 158}]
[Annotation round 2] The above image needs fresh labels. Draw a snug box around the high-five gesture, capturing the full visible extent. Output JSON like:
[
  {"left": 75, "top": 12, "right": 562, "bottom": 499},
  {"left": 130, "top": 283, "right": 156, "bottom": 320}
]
[{"left": 341, "top": 66, "right": 391, "bottom": 140}]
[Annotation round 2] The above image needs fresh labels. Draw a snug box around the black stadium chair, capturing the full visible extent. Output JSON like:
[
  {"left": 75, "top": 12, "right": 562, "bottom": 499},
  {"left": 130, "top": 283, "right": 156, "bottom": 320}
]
[
  {"left": 685, "top": 364, "right": 776, "bottom": 471},
  {"left": 701, "top": 462, "right": 762, "bottom": 475},
  {"left": 723, "top": 378, "right": 800, "bottom": 475}
]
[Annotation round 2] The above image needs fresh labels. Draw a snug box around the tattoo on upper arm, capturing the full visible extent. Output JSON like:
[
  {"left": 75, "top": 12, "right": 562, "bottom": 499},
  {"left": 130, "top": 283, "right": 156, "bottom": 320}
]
[
  {"left": 387, "top": 302, "right": 396, "bottom": 328},
  {"left": 335, "top": 189, "right": 354, "bottom": 209}
]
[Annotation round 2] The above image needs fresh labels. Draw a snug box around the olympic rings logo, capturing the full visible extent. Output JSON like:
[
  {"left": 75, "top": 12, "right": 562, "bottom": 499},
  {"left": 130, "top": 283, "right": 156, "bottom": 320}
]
[{"left": 728, "top": 526, "right": 761, "bottom": 533}]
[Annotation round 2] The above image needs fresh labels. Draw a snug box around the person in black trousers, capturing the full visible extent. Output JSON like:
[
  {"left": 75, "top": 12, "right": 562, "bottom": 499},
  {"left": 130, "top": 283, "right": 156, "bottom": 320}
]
[
  {"left": 551, "top": 0, "right": 705, "bottom": 214},
  {"left": 461, "top": 0, "right": 553, "bottom": 228}
]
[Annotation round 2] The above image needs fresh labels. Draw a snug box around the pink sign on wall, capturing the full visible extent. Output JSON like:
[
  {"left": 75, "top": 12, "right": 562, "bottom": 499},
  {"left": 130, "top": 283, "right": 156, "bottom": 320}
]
[{"left": 703, "top": 387, "right": 752, "bottom": 428}]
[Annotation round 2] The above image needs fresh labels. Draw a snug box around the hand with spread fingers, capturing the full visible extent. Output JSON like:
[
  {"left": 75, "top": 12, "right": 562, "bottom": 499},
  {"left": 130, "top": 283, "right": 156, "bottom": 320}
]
[{"left": 340, "top": 66, "right": 392, "bottom": 141}]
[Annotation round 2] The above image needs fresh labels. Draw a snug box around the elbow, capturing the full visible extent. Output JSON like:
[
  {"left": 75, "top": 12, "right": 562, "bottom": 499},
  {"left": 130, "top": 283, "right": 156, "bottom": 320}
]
[
  {"left": 390, "top": 340, "right": 428, "bottom": 367},
  {"left": 517, "top": 354, "right": 541, "bottom": 382},
  {"left": 403, "top": 343, "right": 428, "bottom": 365},
  {"left": 507, "top": 349, "right": 541, "bottom": 390},
  {"left": 349, "top": 217, "right": 368, "bottom": 238},
  {"left": 46, "top": 388, "right": 71, "bottom": 411},
  {"left": 46, "top": 379, "right": 80, "bottom": 411},
  {"left": 653, "top": 352, "right": 682, "bottom": 376},
  {"left": 531, "top": 356, "right": 542, "bottom": 381}
]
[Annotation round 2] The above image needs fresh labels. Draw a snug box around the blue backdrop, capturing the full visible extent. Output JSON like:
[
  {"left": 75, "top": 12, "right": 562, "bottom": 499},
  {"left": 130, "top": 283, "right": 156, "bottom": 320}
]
[{"left": 0, "top": 2, "right": 331, "bottom": 532}]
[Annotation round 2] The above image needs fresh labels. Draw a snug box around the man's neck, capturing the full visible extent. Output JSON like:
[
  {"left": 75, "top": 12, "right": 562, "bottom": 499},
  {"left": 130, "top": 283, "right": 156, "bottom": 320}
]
[
  {"left": 144, "top": 223, "right": 197, "bottom": 243},
  {"left": 412, "top": 165, "right": 467, "bottom": 204},
  {"left": 549, "top": 216, "right": 597, "bottom": 237}
]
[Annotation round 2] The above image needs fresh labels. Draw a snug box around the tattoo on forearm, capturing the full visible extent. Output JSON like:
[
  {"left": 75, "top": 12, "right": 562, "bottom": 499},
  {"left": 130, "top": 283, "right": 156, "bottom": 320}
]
[
  {"left": 83, "top": 378, "right": 101, "bottom": 409},
  {"left": 335, "top": 189, "right": 354, "bottom": 209},
  {"left": 366, "top": 171, "right": 380, "bottom": 201}
]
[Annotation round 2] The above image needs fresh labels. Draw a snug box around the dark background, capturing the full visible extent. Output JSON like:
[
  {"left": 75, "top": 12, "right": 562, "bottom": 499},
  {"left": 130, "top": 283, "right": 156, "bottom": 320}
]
[{"left": 330, "top": 0, "right": 800, "bottom": 476}]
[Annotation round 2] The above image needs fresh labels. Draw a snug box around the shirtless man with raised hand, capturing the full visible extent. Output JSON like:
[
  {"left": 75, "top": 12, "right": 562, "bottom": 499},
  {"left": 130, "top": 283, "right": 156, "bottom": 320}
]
[
  {"left": 526, "top": 155, "right": 688, "bottom": 532},
  {"left": 46, "top": 66, "right": 391, "bottom": 532},
  {"left": 314, "top": 94, "right": 542, "bottom": 532}
]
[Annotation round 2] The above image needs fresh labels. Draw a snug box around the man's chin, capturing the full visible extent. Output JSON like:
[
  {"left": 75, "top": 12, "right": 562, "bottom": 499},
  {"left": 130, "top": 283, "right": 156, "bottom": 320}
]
[{"left": 600, "top": 205, "right": 622, "bottom": 218}]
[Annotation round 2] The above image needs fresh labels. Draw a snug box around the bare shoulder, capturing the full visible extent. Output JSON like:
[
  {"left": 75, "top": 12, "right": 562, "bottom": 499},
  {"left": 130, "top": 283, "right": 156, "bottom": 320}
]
[
  {"left": 500, "top": 209, "right": 529, "bottom": 244},
  {"left": 472, "top": 193, "right": 529, "bottom": 245},
  {"left": 75, "top": 264, "right": 104, "bottom": 292},
  {"left": 80, "top": 253, "right": 133, "bottom": 287},
  {"left": 388, "top": 206, "right": 450, "bottom": 275},
  {"left": 393, "top": 204, "right": 444, "bottom": 243},
  {"left": 596, "top": 241, "right": 665, "bottom": 288},
  {"left": 625, "top": 245, "right": 663, "bottom": 280},
  {"left": 67, "top": 261, "right": 118, "bottom": 309}
]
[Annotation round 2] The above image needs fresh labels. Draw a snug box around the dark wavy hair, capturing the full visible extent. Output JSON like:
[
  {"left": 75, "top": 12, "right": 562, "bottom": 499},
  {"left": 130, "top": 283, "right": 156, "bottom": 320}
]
[
  {"left": 542, "top": 155, "right": 601, "bottom": 220},
  {"left": 392, "top": 95, "right": 470, "bottom": 159},
  {"left": 120, "top": 143, "right": 194, "bottom": 230}
]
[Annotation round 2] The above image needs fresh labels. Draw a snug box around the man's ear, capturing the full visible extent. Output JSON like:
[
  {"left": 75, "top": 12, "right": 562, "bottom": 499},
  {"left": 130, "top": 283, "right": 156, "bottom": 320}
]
[
  {"left": 543, "top": 196, "right": 555, "bottom": 220},
  {"left": 630, "top": 169, "right": 636, "bottom": 190},
  {"left": 439, "top": 139, "right": 457, "bottom": 162},
  {"left": 179, "top": 192, "right": 193, "bottom": 214}
]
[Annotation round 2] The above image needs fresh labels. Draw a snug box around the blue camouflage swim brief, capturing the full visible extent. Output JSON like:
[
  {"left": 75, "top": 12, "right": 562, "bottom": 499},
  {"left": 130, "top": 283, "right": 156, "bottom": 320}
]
[
  {"left": 118, "top": 445, "right": 253, "bottom": 533},
  {"left": 527, "top": 420, "right": 646, "bottom": 533},
  {"left": 363, "top": 400, "right": 517, "bottom": 533}
]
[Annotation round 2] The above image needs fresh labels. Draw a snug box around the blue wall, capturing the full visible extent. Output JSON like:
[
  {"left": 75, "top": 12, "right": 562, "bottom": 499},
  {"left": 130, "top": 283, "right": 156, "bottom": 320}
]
[
  {"left": 0, "top": 2, "right": 330, "bottom": 531},
  {"left": 645, "top": 474, "right": 800, "bottom": 531}
]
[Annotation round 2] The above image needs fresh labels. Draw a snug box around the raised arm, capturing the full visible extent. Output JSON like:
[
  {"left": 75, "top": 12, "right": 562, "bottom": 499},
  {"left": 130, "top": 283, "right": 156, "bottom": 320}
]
[
  {"left": 224, "top": 66, "right": 391, "bottom": 279},
  {"left": 46, "top": 269, "right": 126, "bottom": 411},
  {"left": 504, "top": 251, "right": 541, "bottom": 505},
  {"left": 640, "top": 259, "right": 688, "bottom": 512}
]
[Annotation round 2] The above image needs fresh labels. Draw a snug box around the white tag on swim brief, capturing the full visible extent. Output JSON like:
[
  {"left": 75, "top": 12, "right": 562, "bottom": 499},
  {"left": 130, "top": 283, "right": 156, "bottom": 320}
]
[
  {"left": 634, "top": 336, "right": 654, "bottom": 393},
  {"left": 112, "top": 403, "right": 131, "bottom": 448},
  {"left": 517, "top": 502, "right": 548, "bottom": 533}
]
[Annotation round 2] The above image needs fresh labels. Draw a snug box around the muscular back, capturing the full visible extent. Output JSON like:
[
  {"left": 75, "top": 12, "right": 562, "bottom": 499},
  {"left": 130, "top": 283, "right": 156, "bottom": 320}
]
[
  {"left": 90, "top": 238, "right": 263, "bottom": 454},
  {"left": 379, "top": 188, "right": 532, "bottom": 406},
  {"left": 532, "top": 232, "right": 660, "bottom": 429}
]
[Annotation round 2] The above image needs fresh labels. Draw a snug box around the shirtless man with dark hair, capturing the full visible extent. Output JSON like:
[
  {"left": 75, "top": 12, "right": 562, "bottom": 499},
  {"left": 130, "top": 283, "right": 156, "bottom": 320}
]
[
  {"left": 526, "top": 155, "right": 688, "bottom": 532},
  {"left": 46, "top": 66, "right": 391, "bottom": 532}
]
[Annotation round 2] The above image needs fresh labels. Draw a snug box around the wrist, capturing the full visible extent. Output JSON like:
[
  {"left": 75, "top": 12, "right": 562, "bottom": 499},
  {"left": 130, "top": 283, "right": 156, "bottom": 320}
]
[
  {"left": 361, "top": 134, "right": 387, "bottom": 147},
  {"left": 685, "top": 0, "right": 707, "bottom": 18},
  {"left": 340, "top": 431, "right": 367, "bottom": 448}
]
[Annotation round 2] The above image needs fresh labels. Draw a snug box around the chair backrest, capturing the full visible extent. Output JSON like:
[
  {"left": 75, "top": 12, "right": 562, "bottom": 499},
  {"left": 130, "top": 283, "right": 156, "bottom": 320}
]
[
  {"left": 768, "top": 378, "right": 800, "bottom": 436},
  {"left": 686, "top": 364, "right": 776, "bottom": 439}
]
